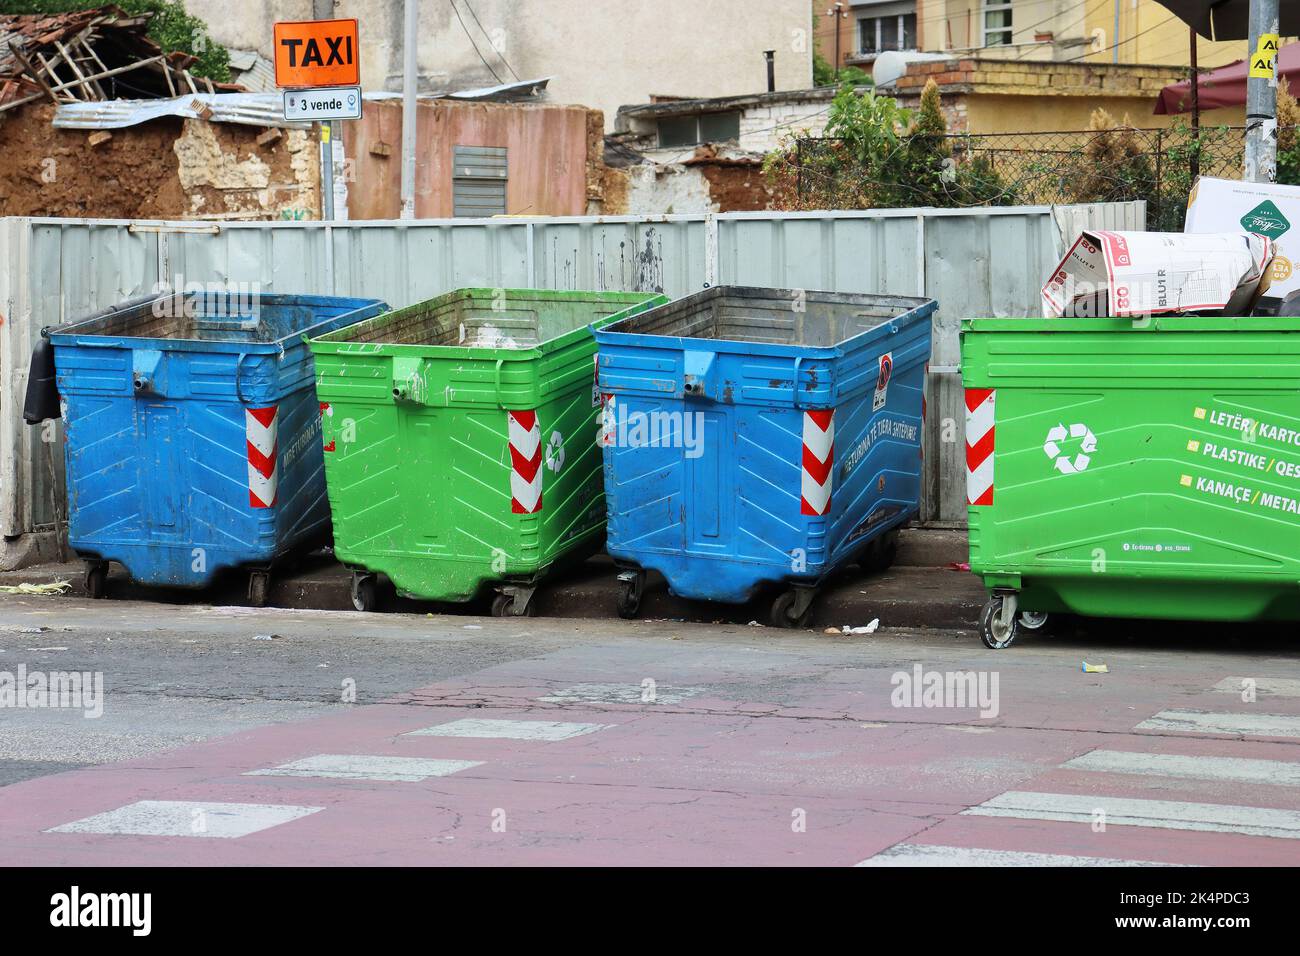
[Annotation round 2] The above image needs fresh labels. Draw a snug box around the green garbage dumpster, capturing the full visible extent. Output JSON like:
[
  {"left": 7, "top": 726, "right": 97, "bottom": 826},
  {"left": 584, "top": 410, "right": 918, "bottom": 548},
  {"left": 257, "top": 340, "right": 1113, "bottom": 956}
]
[
  {"left": 308, "top": 288, "right": 665, "bottom": 615},
  {"left": 962, "top": 315, "right": 1300, "bottom": 648}
]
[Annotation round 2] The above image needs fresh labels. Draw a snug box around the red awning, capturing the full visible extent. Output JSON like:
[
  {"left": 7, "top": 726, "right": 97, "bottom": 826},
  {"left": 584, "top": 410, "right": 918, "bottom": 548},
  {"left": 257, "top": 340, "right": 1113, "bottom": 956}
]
[{"left": 1155, "top": 41, "right": 1300, "bottom": 114}]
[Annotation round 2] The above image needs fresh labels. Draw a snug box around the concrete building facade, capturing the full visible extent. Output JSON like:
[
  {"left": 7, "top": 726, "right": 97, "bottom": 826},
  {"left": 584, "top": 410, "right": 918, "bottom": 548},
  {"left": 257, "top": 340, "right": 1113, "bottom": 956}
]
[{"left": 183, "top": 0, "right": 814, "bottom": 130}]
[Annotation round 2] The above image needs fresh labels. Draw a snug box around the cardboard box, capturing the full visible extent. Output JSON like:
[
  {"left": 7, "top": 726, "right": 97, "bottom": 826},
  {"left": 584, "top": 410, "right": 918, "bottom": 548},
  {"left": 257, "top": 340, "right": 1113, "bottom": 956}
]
[
  {"left": 1186, "top": 176, "right": 1300, "bottom": 303},
  {"left": 1041, "top": 230, "right": 1273, "bottom": 318}
]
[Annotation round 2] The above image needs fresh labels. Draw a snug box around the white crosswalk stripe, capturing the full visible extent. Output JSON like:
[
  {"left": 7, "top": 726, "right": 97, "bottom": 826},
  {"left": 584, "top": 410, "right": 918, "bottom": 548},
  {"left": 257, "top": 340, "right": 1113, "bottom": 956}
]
[
  {"left": 1064, "top": 749, "right": 1300, "bottom": 787},
  {"left": 963, "top": 791, "right": 1300, "bottom": 840},
  {"left": 48, "top": 800, "right": 322, "bottom": 838},
  {"left": 857, "top": 844, "right": 1180, "bottom": 867},
  {"left": 405, "top": 719, "right": 611, "bottom": 741},
  {"left": 246, "top": 754, "right": 483, "bottom": 782},
  {"left": 1135, "top": 709, "right": 1300, "bottom": 739}
]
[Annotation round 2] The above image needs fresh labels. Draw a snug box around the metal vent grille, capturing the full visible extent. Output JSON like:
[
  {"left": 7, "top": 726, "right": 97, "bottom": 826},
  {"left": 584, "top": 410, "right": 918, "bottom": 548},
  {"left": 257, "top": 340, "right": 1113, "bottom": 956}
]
[{"left": 452, "top": 145, "right": 507, "bottom": 217}]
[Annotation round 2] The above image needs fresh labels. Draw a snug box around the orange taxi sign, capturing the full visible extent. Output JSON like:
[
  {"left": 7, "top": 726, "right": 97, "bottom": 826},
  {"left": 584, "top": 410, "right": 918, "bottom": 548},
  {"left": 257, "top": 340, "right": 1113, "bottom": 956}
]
[{"left": 274, "top": 19, "right": 359, "bottom": 88}]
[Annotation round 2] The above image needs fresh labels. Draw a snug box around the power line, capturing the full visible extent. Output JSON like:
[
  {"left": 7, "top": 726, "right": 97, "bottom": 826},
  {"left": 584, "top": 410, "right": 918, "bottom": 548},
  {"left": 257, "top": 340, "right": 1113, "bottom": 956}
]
[
  {"left": 447, "top": 0, "right": 503, "bottom": 85},
  {"left": 461, "top": 0, "right": 520, "bottom": 82},
  {"left": 1061, "top": 12, "right": 1179, "bottom": 63},
  {"left": 820, "top": 0, "right": 1090, "bottom": 36}
]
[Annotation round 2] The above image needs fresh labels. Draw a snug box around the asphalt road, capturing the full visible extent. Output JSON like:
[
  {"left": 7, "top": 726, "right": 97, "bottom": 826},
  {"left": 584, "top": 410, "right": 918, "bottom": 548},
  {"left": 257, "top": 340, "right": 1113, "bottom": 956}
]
[{"left": 1, "top": 594, "right": 1298, "bottom": 865}]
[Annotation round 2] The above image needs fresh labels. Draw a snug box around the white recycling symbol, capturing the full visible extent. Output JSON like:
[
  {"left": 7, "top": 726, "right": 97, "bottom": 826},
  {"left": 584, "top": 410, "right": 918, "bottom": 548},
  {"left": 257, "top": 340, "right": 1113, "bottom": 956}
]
[
  {"left": 1043, "top": 422, "right": 1097, "bottom": 474},
  {"left": 545, "top": 430, "right": 565, "bottom": 473}
]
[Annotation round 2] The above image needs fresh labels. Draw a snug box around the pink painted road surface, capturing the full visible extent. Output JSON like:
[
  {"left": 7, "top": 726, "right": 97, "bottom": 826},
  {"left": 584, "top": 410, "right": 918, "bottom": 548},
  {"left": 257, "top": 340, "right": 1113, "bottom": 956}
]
[{"left": 1, "top": 598, "right": 1299, "bottom": 865}]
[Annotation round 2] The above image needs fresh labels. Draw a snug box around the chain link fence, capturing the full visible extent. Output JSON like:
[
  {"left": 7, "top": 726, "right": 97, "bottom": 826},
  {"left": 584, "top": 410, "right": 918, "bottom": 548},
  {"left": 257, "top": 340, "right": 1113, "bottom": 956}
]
[{"left": 790, "top": 126, "right": 1288, "bottom": 231}]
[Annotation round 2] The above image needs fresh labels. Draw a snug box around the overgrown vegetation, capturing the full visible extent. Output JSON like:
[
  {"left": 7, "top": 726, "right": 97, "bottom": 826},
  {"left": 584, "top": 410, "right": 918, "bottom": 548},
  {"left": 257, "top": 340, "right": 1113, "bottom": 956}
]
[
  {"left": 1070, "top": 109, "right": 1156, "bottom": 204},
  {"left": 771, "top": 77, "right": 1300, "bottom": 228},
  {"left": 0, "top": 0, "right": 230, "bottom": 81},
  {"left": 812, "top": 51, "right": 872, "bottom": 89},
  {"left": 766, "top": 78, "right": 1015, "bottom": 210},
  {"left": 1278, "top": 76, "right": 1300, "bottom": 186}
]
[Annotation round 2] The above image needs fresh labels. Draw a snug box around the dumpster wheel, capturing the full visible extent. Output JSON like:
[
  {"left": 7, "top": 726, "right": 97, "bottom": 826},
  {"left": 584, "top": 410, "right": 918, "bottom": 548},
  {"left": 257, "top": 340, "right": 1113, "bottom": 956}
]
[
  {"left": 616, "top": 570, "right": 645, "bottom": 619},
  {"left": 978, "top": 595, "right": 1020, "bottom": 649},
  {"left": 351, "top": 573, "right": 378, "bottom": 612},
  {"left": 247, "top": 570, "right": 272, "bottom": 608},
  {"left": 491, "top": 590, "right": 536, "bottom": 617},
  {"left": 770, "top": 588, "right": 815, "bottom": 629},
  {"left": 84, "top": 561, "right": 109, "bottom": 600},
  {"left": 1019, "top": 610, "right": 1050, "bottom": 631},
  {"left": 861, "top": 530, "right": 900, "bottom": 575}
]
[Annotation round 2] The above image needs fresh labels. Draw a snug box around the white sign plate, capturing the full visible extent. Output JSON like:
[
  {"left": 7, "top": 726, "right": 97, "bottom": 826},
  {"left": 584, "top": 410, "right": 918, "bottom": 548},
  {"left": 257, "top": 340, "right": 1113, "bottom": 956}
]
[{"left": 283, "top": 86, "right": 362, "bottom": 121}]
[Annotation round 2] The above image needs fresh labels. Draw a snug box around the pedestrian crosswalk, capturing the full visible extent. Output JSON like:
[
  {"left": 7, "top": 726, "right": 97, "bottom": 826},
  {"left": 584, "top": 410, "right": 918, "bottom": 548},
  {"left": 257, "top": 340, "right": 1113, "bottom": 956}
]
[
  {"left": 963, "top": 792, "right": 1300, "bottom": 840},
  {"left": 31, "top": 669, "right": 1300, "bottom": 863},
  {"left": 860, "top": 673, "right": 1300, "bottom": 866},
  {"left": 43, "top": 712, "right": 625, "bottom": 841},
  {"left": 246, "top": 754, "right": 484, "bottom": 783},
  {"left": 857, "top": 845, "right": 1178, "bottom": 867},
  {"left": 406, "top": 718, "right": 611, "bottom": 741},
  {"left": 49, "top": 801, "right": 323, "bottom": 839},
  {"left": 1135, "top": 709, "right": 1300, "bottom": 738},
  {"left": 1063, "top": 749, "right": 1300, "bottom": 787}
]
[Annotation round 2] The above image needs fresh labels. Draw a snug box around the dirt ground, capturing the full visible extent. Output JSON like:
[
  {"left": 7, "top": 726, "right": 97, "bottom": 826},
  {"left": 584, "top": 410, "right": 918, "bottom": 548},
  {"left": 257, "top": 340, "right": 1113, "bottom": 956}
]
[{"left": 0, "top": 103, "right": 318, "bottom": 219}]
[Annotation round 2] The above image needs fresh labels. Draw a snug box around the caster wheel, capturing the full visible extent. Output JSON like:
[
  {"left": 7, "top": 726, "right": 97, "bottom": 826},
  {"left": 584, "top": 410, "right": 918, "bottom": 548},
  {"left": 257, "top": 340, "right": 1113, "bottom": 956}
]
[
  {"left": 85, "top": 562, "right": 108, "bottom": 599},
  {"left": 351, "top": 574, "right": 378, "bottom": 612},
  {"left": 247, "top": 570, "right": 271, "bottom": 608},
  {"left": 491, "top": 593, "right": 535, "bottom": 617},
  {"left": 770, "top": 590, "right": 812, "bottom": 629},
  {"left": 1019, "top": 610, "right": 1050, "bottom": 631},
  {"left": 978, "top": 596, "right": 1019, "bottom": 649},
  {"left": 861, "top": 531, "right": 899, "bottom": 575},
  {"left": 616, "top": 575, "right": 643, "bottom": 619}
]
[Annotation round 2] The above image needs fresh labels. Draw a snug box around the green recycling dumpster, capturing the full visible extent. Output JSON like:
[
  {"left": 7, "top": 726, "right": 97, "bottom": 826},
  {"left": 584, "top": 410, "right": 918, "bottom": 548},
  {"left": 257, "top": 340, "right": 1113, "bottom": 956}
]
[
  {"left": 962, "top": 315, "right": 1300, "bottom": 648},
  {"left": 308, "top": 288, "right": 665, "bottom": 615}
]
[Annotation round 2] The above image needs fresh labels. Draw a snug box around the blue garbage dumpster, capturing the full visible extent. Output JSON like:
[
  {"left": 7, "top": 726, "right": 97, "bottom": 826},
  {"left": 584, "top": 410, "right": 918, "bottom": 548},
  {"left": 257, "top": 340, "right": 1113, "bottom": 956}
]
[
  {"left": 593, "top": 286, "right": 936, "bottom": 627},
  {"left": 45, "top": 291, "right": 387, "bottom": 603}
]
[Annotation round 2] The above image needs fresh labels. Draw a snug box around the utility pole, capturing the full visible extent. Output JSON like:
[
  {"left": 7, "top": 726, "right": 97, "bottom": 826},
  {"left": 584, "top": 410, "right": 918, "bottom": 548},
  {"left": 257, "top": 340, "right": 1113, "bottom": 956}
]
[
  {"left": 1112, "top": 0, "right": 1120, "bottom": 65},
  {"left": 400, "top": 0, "right": 418, "bottom": 219},
  {"left": 314, "top": 0, "right": 336, "bottom": 221},
  {"left": 1190, "top": 25, "right": 1200, "bottom": 182},
  {"left": 828, "top": 4, "right": 844, "bottom": 73},
  {"left": 1245, "top": 0, "right": 1280, "bottom": 183}
]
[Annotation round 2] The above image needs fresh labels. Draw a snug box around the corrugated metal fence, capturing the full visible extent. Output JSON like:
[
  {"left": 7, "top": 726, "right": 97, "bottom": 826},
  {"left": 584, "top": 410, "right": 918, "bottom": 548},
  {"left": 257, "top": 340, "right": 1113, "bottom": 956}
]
[{"left": 0, "top": 202, "right": 1144, "bottom": 555}]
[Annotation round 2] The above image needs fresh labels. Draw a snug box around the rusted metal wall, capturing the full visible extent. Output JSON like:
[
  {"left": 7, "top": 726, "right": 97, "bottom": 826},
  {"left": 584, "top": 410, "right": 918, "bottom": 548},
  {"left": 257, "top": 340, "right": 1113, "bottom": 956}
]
[{"left": 346, "top": 99, "right": 593, "bottom": 219}]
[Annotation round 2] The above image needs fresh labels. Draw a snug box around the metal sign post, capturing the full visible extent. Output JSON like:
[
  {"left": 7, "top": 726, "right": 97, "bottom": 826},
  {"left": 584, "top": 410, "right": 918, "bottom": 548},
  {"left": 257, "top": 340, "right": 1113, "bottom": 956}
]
[
  {"left": 274, "top": 18, "right": 361, "bottom": 221},
  {"left": 1245, "top": 0, "right": 1281, "bottom": 183},
  {"left": 401, "top": 0, "right": 418, "bottom": 219}
]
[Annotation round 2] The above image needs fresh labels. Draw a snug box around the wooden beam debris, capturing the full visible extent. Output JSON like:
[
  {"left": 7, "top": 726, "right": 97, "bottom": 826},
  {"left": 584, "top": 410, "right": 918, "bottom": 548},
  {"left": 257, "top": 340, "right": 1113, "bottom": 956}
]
[{"left": 0, "top": 52, "right": 167, "bottom": 114}]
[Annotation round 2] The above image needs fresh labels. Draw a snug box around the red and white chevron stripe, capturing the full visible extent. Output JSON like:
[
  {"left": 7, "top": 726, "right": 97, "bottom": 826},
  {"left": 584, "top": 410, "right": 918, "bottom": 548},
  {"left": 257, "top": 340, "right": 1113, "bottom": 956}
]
[
  {"left": 600, "top": 393, "right": 616, "bottom": 447},
  {"left": 246, "top": 405, "right": 279, "bottom": 509},
  {"left": 508, "top": 409, "right": 543, "bottom": 514},
  {"left": 800, "top": 409, "right": 835, "bottom": 516},
  {"left": 965, "top": 388, "right": 996, "bottom": 507},
  {"left": 319, "top": 401, "right": 335, "bottom": 453}
]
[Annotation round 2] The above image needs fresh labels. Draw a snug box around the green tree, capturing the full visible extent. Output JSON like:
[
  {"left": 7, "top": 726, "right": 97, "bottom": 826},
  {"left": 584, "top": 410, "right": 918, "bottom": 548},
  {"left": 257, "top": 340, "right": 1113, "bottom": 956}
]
[
  {"left": 813, "top": 51, "right": 872, "bottom": 88},
  {"left": 903, "top": 79, "right": 953, "bottom": 206},
  {"left": 0, "top": 0, "right": 230, "bottom": 81},
  {"left": 1278, "top": 76, "right": 1300, "bottom": 186}
]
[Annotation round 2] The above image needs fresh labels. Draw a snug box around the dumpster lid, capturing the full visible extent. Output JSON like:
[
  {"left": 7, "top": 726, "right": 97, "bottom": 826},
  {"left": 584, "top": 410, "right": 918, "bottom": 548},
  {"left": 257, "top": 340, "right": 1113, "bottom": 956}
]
[
  {"left": 598, "top": 285, "right": 935, "bottom": 350},
  {"left": 962, "top": 315, "right": 1300, "bottom": 333},
  {"left": 314, "top": 288, "right": 660, "bottom": 351},
  {"left": 50, "top": 292, "right": 386, "bottom": 346}
]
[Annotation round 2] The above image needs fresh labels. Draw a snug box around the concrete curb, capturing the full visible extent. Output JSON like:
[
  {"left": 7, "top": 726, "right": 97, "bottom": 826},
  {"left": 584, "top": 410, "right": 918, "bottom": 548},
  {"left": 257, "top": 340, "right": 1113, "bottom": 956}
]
[{"left": 0, "top": 528, "right": 983, "bottom": 630}]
